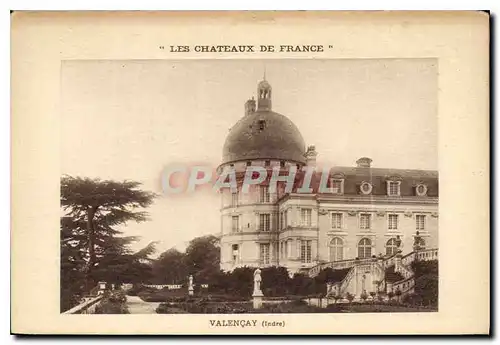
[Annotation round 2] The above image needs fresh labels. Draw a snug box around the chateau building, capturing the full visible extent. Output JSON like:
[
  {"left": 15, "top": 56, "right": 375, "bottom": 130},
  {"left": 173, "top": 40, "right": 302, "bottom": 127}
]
[{"left": 218, "top": 78, "right": 438, "bottom": 274}]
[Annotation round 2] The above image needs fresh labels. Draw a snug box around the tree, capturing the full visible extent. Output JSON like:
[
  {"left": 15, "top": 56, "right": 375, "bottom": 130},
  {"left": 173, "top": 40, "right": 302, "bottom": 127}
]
[
  {"left": 152, "top": 248, "right": 188, "bottom": 284},
  {"left": 61, "top": 176, "right": 156, "bottom": 291},
  {"left": 261, "top": 266, "right": 290, "bottom": 296},
  {"left": 184, "top": 235, "right": 220, "bottom": 283},
  {"left": 93, "top": 241, "right": 157, "bottom": 285},
  {"left": 60, "top": 218, "right": 87, "bottom": 311},
  {"left": 414, "top": 274, "right": 438, "bottom": 307}
]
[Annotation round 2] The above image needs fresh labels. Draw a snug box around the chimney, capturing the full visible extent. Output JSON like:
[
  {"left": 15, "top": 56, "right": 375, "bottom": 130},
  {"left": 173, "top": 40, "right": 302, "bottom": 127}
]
[
  {"left": 305, "top": 145, "right": 318, "bottom": 167},
  {"left": 356, "top": 157, "right": 372, "bottom": 168},
  {"left": 244, "top": 97, "right": 256, "bottom": 116}
]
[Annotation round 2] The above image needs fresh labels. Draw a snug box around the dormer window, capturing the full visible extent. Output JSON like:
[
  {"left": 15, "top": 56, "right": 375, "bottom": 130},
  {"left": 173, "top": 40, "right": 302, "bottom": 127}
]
[
  {"left": 258, "top": 120, "right": 266, "bottom": 131},
  {"left": 360, "top": 181, "right": 373, "bottom": 195},
  {"left": 330, "top": 178, "right": 344, "bottom": 195},
  {"left": 415, "top": 184, "right": 428, "bottom": 196},
  {"left": 387, "top": 181, "right": 401, "bottom": 196}
]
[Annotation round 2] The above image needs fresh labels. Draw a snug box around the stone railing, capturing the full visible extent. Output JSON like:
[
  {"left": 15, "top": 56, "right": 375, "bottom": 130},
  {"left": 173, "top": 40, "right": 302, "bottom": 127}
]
[
  {"left": 143, "top": 284, "right": 209, "bottom": 290},
  {"left": 143, "top": 284, "right": 183, "bottom": 290},
  {"left": 62, "top": 294, "right": 104, "bottom": 314},
  {"left": 308, "top": 257, "right": 375, "bottom": 278},
  {"left": 315, "top": 248, "right": 438, "bottom": 298},
  {"left": 336, "top": 264, "right": 356, "bottom": 295},
  {"left": 391, "top": 276, "right": 415, "bottom": 295},
  {"left": 391, "top": 248, "right": 438, "bottom": 297}
]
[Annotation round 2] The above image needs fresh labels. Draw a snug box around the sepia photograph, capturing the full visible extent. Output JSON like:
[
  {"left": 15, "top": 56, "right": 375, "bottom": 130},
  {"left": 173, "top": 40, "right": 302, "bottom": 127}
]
[
  {"left": 11, "top": 11, "right": 489, "bottom": 335},
  {"left": 60, "top": 58, "right": 438, "bottom": 315}
]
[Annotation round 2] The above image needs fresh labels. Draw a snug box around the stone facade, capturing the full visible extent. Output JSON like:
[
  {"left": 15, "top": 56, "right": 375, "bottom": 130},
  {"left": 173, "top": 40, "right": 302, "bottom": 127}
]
[{"left": 219, "top": 79, "right": 438, "bottom": 274}]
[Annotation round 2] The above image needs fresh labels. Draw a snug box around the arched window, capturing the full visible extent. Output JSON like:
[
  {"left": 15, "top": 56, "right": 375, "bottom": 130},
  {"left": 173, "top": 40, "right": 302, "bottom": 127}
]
[
  {"left": 386, "top": 238, "right": 398, "bottom": 256},
  {"left": 329, "top": 237, "right": 343, "bottom": 262},
  {"left": 358, "top": 238, "right": 372, "bottom": 259}
]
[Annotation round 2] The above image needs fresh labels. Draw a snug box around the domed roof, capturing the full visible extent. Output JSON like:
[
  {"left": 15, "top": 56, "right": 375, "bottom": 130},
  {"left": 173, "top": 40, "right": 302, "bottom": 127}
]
[
  {"left": 221, "top": 110, "right": 307, "bottom": 165},
  {"left": 258, "top": 79, "right": 272, "bottom": 89}
]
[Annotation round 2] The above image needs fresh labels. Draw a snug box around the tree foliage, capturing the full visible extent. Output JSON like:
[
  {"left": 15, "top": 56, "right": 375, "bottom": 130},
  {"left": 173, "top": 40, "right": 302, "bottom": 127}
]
[
  {"left": 184, "top": 235, "right": 220, "bottom": 282},
  {"left": 411, "top": 260, "right": 438, "bottom": 307},
  {"left": 151, "top": 248, "right": 189, "bottom": 284},
  {"left": 60, "top": 176, "right": 157, "bottom": 311},
  {"left": 150, "top": 235, "right": 221, "bottom": 285}
]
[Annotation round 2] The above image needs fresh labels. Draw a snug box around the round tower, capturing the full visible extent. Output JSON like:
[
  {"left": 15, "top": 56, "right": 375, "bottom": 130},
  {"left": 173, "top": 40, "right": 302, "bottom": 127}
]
[{"left": 219, "top": 77, "right": 307, "bottom": 271}]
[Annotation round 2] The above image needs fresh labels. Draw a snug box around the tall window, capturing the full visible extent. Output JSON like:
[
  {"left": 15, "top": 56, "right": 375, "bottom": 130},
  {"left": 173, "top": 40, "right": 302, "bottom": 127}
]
[
  {"left": 231, "top": 216, "right": 240, "bottom": 232},
  {"left": 301, "top": 208, "right": 312, "bottom": 227},
  {"left": 280, "top": 241, "right": 284, "bottom": 259},
  {"left": 231, "top": 192, "right": 238, "bottom": 207},
  {"left": 416, "top": 215, "right": 426, "bottom": 230},
  {"left": 331, "top": 213, "right": 343, "bottom": 229},
  {"left": 360, "top": 213, "right": 371, "bottom": 230},
  {"left": 387, "top": 181, "right": 401, "bottom": 196},
  {"left": 330, "top": 179, "right": 344, "bottom": 194},
  {"left": 259, "top": 213, "right": 271, "bottom": 232},
  {"left": 300, "top": 240, "right": 312, "bottom": 263},
  {"left": 260, "top": 186, "right": 270, "bottom": 203},
  {"left": 329, "top": 237, "right": 343, "bottom": 262},
  {"left": 358, "top": 238, "right": 372, "bottom": 259},
  {"left": 259, "top": 243, "right": 270, "bottom": 265},
  {"left": 388, "top": 214, "right": 399, "bottom": 230},
  {"left": 386, "top": 238, "right": 398, "bottom": 256},
  {"left": 232, "top": 244, "right": 239, "bottom": 263}
]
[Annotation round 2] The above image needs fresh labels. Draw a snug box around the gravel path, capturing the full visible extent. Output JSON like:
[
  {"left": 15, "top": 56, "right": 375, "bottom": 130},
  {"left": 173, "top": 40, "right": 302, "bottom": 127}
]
[{"left": 126, "top": 295, "right": 160, "bottom": 314}]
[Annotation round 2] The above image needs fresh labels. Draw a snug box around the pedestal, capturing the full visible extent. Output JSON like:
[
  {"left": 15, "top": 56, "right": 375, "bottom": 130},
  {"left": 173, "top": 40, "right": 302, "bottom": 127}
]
[
  {"left": 188, "top": 287, "right": 194, "bottom": 296},
  {"left": 252, "top": 291, "right": 263, "bottom": 309}
]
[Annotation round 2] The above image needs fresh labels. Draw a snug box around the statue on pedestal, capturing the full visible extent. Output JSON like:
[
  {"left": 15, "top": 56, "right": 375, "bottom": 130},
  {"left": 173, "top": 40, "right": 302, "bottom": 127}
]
[
  {"left": 188, "top": 275, "right": 194, "bottom": 296},
  {"left": 413, "top": 231, "right": 423, "bottom": 252},
  {"left": 253, "top": 268, "right": 263, "bottom": 296},
  {"left": 395, "top": 235, "right": 402, "bottom": 254}
]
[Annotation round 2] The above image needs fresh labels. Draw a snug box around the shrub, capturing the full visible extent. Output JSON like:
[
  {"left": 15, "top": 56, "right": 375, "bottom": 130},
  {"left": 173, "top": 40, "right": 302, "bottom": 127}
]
[
  {"left": 345, "top": 292, "right": 355, "bottom": 303},
  {"left": 95, "top": 293, "right": 129, "bottom": 314},
  {"left": 257, "top": 301, "right": 325, "bottom": 314},
  {"left": 325, "top": 304, "right": 345, "bottom": 313},
  {"left": 402, "top": 293, "right": 423, "bottom": 306},
  {"left": 156, "top": 302, "right": 188, "bottom": 314},
  {"left": 108, "top": 290, "right": 127, "bottom": 303},
  {"left": 126, "top": 284, "right": 152, "bottom": 296},
  {"left": 261, "top": 266, "right": 290, "bottom": 297}
]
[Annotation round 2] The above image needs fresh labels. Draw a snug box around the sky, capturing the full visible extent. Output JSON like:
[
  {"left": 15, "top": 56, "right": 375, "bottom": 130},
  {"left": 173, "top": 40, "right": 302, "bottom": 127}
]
[{"left": 61, "top": 58, "right": 437, "bottom": 255}]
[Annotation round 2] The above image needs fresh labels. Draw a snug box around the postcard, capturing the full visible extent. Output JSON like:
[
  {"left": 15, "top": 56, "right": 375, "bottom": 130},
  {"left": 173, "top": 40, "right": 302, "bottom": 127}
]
[{"left": 11, "top": 11, "right": 489, "bottom": 335}]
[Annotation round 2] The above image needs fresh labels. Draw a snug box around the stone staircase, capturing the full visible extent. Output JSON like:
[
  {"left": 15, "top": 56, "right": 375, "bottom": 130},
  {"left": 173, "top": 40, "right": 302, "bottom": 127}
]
[{"left": 309, "top": 248, "right": 438, "bottom": 299}]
